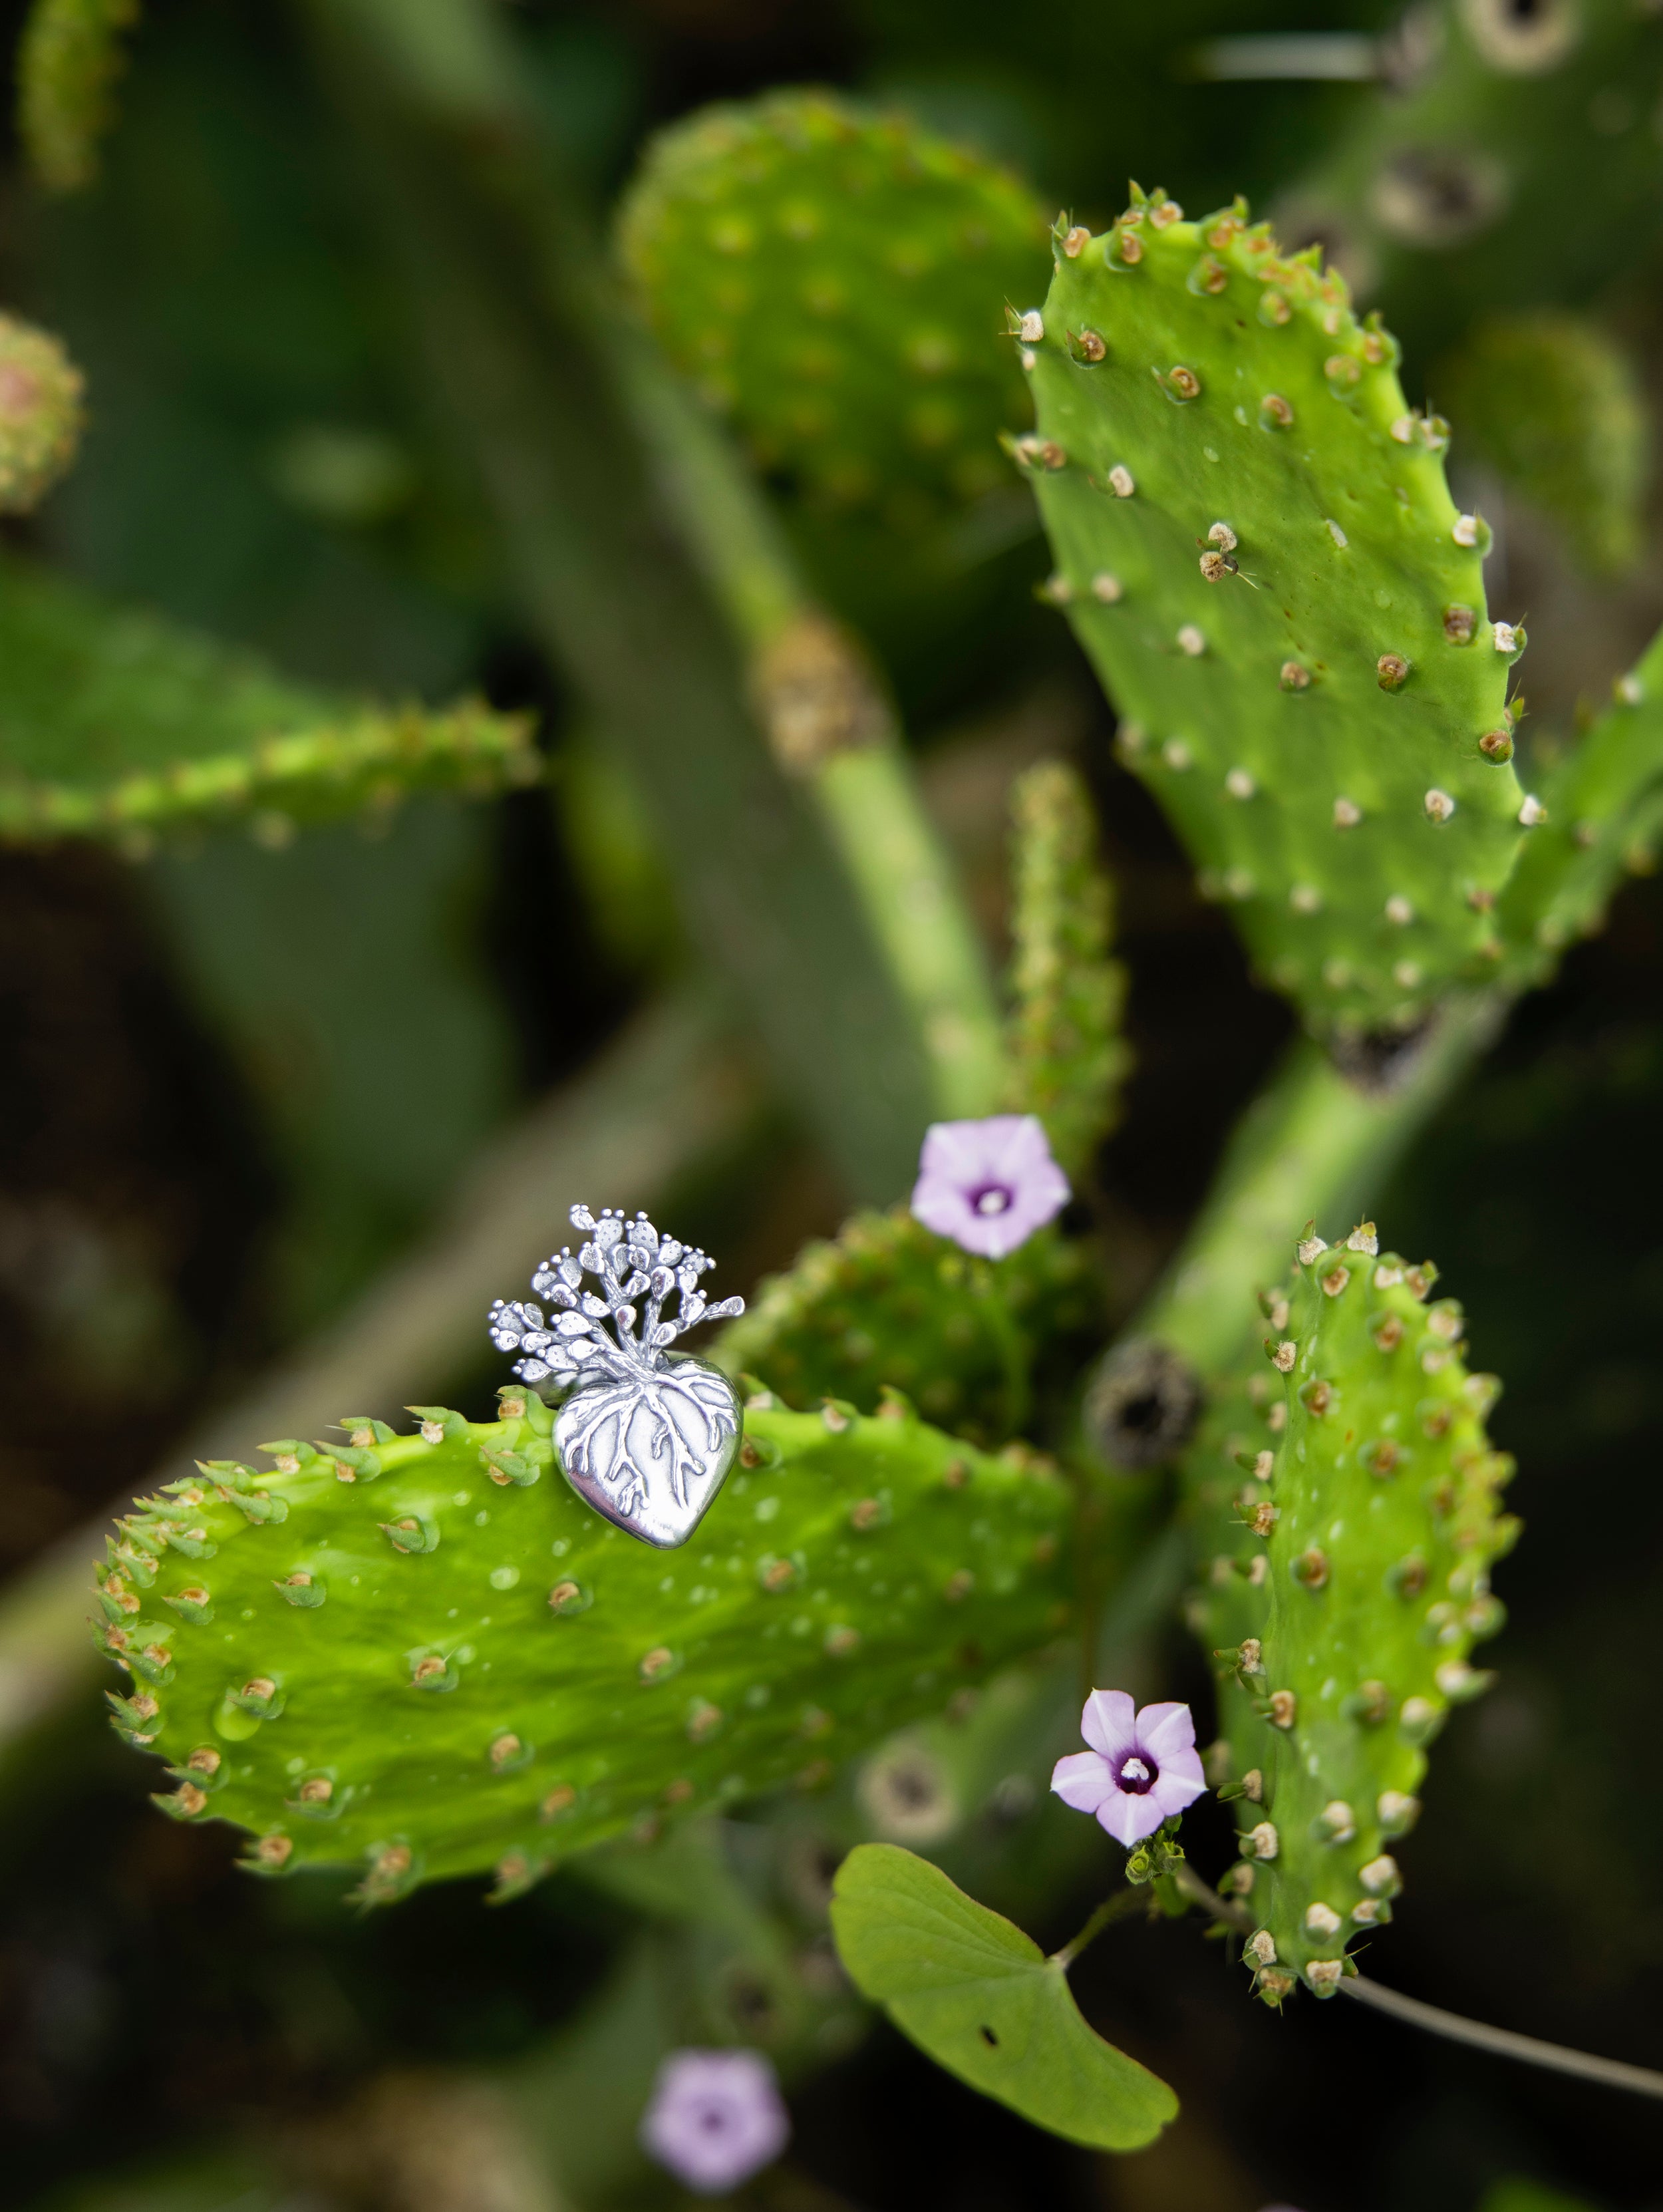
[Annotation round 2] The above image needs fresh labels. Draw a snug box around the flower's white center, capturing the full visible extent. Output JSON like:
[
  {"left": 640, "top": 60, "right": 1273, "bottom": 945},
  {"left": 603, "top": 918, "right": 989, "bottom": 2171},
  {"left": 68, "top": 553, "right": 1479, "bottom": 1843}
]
[
  {"left": 1116, "top": 1751, "right": 1157, "bottom": 1794},
  {"left": 973, "top": 1184, "right": 1012, "bottom": 1215}
]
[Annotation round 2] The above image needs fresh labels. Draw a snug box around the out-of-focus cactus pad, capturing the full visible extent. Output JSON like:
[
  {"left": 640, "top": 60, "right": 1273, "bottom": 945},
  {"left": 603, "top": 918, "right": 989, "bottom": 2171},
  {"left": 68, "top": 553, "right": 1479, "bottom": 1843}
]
[
  {"left": 1004, "top": 760, "right": 1130, "bottom": 1178},
  {"left": 95, "top": 1392, "right": 1070, "bottom": 1897},
  {"left": 1437, "top": 311, "right": 1648, "bottom": 575},
  {"left": 0, "top": 313, "right": 83, "bottom": 510},
  {"left": 0, "top": 559, "right": 537, "bottom": 848},
  {"left": 713, "top": 1207, "right": 1107, "bottom": 1445},
  {"left": 619, "top": 88, "right": 1050, "bottom": 521},
  {"left": 1025, "top": 193, "right": 1528, "bottom": 1038},
  {"left": 17, "top": 0, "right": 138, "bottom": 194},
  {"left": 1189, "top": 1227, "right": 1515, "bottom": 2002}
]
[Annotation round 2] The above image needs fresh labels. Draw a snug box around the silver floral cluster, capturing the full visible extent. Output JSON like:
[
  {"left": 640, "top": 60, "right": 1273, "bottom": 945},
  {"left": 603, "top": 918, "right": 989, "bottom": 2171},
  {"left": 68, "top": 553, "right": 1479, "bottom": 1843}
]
[{"left": 488, "top": 1203, "right": 743, "bottom": 1389}]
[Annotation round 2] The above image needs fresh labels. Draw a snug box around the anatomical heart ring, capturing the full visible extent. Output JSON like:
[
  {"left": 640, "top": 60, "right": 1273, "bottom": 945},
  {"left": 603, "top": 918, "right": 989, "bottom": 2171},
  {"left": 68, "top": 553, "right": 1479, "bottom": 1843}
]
[{"left": 487, "top": 1204, "right": 746, "bottom": 1549}]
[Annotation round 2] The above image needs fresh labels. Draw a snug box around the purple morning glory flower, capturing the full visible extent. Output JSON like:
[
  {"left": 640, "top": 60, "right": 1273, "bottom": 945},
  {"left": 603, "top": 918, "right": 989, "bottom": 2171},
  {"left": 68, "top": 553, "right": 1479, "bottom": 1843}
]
[
  {"left": 1050, "top": 1689, "right": 1207, "bottom": 1846},
  {"left": 909, "top": 1114, "right": 1070, "bottom": 1260},
  {"left": 639, "top": 2048, "right": 790, "bottom": 2195}
]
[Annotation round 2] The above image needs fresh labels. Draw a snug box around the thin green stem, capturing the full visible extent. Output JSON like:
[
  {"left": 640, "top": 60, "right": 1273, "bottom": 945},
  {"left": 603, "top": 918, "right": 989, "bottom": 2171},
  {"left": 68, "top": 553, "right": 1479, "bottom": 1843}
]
[
  {"left": 611, "top": 213, "right": 1005, "bottom": 1120},
  {"left": 1337, "top": 1977, "right": 1663, "bottom": 2102},
  {"left": 813, "top": 747, "right": 1007, "bottom": 1116},
  {"left": 1170, "top": 1867, "right": 1663, "bottom": 2102},
  {"left": 1172, "top": 1862, "right": 1250, "bottom": 1929},
  {"left": 315, "top": 0, "right": 1004, "bottom": 1143},
  {"left": 1136, "top": 993, "right": 1505, "bottom": 1377},
  {"left": 616, "top": 344, "right": 804, "bottom": 657},
  {"left": 1048, "top": 1885, "right": 1148, "bottom": 1969}
]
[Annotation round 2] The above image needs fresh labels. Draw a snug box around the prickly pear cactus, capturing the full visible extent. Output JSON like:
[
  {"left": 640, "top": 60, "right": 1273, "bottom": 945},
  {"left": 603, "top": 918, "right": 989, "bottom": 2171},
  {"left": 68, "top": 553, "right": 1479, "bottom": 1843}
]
[
  {"left": 94, "top": 1391, "right": 1071, "bottom": 1898},
  {"left": 1437, "top": 312, "right": 1647, "bottom": 576},
  {"left": 1022, "top": 194, "right": 1531, "bottom": 1038},
  {"left": 1279, "top": 0, "right": 1663, "bottom": 357},
  {"left": 0, "top": 559, "right": 537, "bottom": 848},
  {"left": 1003, "top": 760, "right": 1129, "bottom": 1179},
  {"left": 712, "top": 1209, "right": 1106, "bottom": 1445},
  {"left": 619, "top": 89, "right": 1049, "bottom": 520},
  {"left": 1189, "top": 1226, "right": 1515, "bottom": 2002},
  {"left": 17, "top": 0, "right": 138, "bottom": 194}
]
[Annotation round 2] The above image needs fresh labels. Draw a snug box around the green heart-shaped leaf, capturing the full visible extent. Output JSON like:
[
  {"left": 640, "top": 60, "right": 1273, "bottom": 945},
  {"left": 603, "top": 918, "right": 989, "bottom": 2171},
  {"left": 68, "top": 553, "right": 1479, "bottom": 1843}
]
[{"left": 830, "top": 1842, "right": 1176, "bottom": 2151}]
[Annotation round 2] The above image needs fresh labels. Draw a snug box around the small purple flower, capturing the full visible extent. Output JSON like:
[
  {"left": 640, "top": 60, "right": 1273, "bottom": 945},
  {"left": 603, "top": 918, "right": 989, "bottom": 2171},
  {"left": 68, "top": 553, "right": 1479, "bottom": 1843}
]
[
  {"left": 639, "top": 2048, "right": 790, "bottom": 2195},
  {"left": 1050, "top": 1689, "right": 1207, "bottom": 1846},
  {"left": 909, "top": 1114, "right": 1070, "bottom": 1260}
]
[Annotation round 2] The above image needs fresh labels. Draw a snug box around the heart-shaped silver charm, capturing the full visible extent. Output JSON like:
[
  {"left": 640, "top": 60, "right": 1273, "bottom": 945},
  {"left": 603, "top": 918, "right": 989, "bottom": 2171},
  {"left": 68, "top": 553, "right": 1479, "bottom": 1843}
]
[
  {"left": 488, "top": 1203, "right": 746, "bottom": 1549},
  {"left": 555, "top": 1355, "right": 740, "bottom": 1549}
]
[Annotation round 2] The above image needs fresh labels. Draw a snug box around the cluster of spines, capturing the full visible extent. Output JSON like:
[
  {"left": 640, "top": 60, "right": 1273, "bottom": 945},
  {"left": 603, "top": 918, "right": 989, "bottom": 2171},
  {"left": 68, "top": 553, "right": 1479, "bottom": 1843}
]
[
  {"left": 1020, "top": 188, "right": 1537, "bottom": 1035},
  {"left": 0, "top": 698, "right": 540, "bottom": 854},
  {"left": 94, "top": 1383, "right": 1072, "bottom": 1903},
  {"left": 1191, "top": 1224, "right": 1514, "bottom": 2002}
]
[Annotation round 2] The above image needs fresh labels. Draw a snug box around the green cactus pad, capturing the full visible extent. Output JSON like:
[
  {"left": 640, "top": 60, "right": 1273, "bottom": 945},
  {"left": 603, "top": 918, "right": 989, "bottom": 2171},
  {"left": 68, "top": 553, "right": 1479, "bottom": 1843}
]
[
  {"left": 1436, "top": 311, "right": 1648, "bottom": 576},
  {"left": 712, "top": 1207, "right": 1107, "bottom": 1446},
  {"left": 1003, "top": 760, "right": 1130, "bottom": 1179},
  {"left": 94, "top": 1390, "right": 1071, "bottom": 1897},
  {"left": 1189, "top": 1226, "right": 1514, "bottom": 2003},
  {"left": 0, "top": 559, "right": 537, "bottom": 849},
  {"left": 619, "top": 88, "right": 1050, "bottom": 521},
  {"left": 17, "top": 0, "right": 138, "bottom": 194},
  {"left": 1024, "top": 193, "right": 1528, "bottom": 1037}
]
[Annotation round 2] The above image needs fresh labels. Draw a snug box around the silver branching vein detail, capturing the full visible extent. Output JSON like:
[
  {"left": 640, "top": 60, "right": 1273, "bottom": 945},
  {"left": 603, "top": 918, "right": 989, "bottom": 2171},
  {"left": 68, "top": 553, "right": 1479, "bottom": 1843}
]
[{"left": 488, "top": 1204, "right": 746, "bottom": 1549}]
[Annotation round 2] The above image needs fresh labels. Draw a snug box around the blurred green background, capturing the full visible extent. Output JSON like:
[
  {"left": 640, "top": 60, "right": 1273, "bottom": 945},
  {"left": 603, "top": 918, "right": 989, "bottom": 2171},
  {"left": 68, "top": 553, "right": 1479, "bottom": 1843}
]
[{"left": 2, "top": 1, "right": 1662, "bottom": 2208}]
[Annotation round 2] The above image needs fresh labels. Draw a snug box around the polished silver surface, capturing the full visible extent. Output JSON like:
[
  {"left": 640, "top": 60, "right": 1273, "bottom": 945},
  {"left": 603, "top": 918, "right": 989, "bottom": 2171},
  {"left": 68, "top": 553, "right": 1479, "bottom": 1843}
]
[{"left": 488, "top": 1203, "right": 744, "bottom": 1547}]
